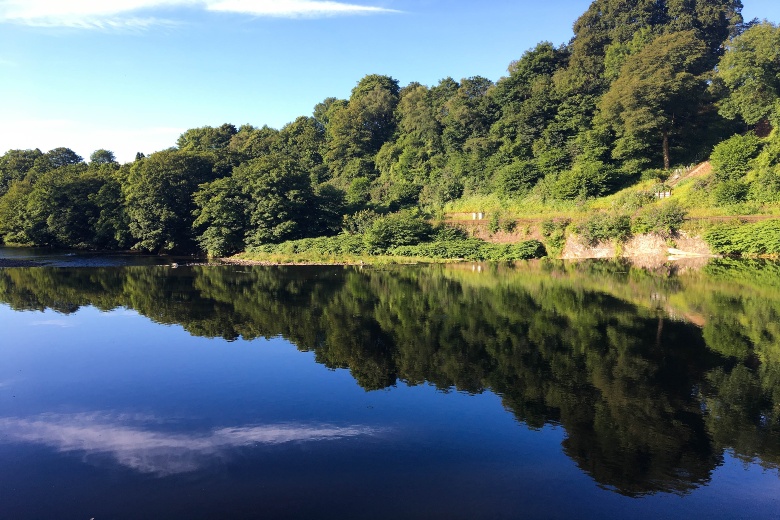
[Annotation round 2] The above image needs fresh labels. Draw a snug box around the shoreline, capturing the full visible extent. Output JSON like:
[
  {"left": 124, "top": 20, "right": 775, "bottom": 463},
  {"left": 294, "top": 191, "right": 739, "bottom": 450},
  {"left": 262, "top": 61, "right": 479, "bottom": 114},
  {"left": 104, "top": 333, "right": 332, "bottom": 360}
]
[{"left": 0, "top": 259, "right": 45, "bottom": 268}]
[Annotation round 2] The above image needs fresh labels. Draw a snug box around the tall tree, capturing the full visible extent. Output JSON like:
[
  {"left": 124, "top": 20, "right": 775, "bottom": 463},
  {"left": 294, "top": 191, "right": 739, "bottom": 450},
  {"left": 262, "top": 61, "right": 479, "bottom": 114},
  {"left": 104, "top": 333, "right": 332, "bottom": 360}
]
[
  {"left": 0, "top": 181, "right": 33, "bottom": 244},
  {"left": 237, "top": 153, "right": 318, "bottom": 247},
  {"left": 324, "top": 75, "right": 400, "bottom": 183},
  {"left": 717, "top": 22, "right": 780, "bottom": 127},
  {"left": 123, "top": 150, "right": 215, "bottom": 252},
  {"left": 33, "top": 147, "right": 83, "bottom": 173},
  {"left": 193, "top": 176, "right": 251, "bottom": 257},
  {"left": 0, "top": 148, "right": 42, "bottom": 196},
  {"left": 599, "top": 31, "right": 709, "bottom": 169},
  {"left": 177, "top": 124, "right": 237, "bottom": 151},
  {"left": 272, "top": 116, "right": 327, "bottom": 184},
  {"left": 90, "top": 149, "right": 117, "bottom": 165},
  {"left": 24, "top": 165, "right": 125, "bottom": 249}
]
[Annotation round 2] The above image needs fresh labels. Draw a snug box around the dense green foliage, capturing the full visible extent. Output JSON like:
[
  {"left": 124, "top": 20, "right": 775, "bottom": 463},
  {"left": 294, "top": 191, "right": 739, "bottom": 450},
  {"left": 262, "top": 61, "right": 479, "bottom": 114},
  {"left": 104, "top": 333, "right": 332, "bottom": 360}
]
[
  {"left": 1, "top": 1, "right": 778, "bottom": 254},
  {"left": 718, "top": 22, "right": 780, "bottom": 126},
  {"left": 631, "top": 200, "right": 687, "bottom": 236},
  {"left": 0, "top": 259, "right": 778, "bottom": 494},
  {"left": 246, "top": 218, "right": 545, "bottom": 262},
  {"left": 389, "top": 239, "right": 545, "bottom": 261},
  {"left": 710, "top": 132, "right": 762, "bottom": 180},
  {"left": 704, "top": 220, "right": 780, "bottom": 255},
  {"left": 577, "top": 213, "right": 632, "bottom": 246}
]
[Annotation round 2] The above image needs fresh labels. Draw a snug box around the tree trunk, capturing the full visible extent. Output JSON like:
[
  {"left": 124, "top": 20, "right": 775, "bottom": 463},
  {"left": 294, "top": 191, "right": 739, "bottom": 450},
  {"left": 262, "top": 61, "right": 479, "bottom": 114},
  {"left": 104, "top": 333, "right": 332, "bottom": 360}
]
[{"left": 662, "top": 130, "right": 670, "bottom": 170}]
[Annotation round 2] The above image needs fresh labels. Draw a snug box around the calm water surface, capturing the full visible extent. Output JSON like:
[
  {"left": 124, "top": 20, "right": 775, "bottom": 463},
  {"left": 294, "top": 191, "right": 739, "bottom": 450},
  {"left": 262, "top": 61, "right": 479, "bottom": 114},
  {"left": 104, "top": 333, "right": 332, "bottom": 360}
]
[{"left": 0, "top": 248, "right": 778, "bottom": 519}]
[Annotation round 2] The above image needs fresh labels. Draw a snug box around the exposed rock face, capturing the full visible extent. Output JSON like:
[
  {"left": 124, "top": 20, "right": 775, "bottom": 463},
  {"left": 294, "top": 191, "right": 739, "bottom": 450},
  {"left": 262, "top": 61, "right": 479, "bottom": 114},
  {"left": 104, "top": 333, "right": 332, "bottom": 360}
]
[{"left": 561, "top": 232, "right": 713, "bottom": 261}]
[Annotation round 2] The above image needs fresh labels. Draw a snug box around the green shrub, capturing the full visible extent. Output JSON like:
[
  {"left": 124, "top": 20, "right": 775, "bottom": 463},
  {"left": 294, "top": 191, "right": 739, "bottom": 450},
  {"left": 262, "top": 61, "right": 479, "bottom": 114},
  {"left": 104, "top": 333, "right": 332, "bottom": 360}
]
[
  {"left": 748, "top": 170, "right": 780, "bottom": 203},
  {"left": 487, "top": 211, "right": 517, "bottom": 234},
  {"left": 690, "top": 177, "right": 711, "bottom": 192},
  {"left": 577, "top": 213, "right": 631, "bottom": 246},
  {"left": 494, "top": 160, "right": 540, "bottom": 197},
  {"left": 363, "top": 210, "right": 433, "bottom": 253},
  {"left": 432, "top": 225, "right": 468, "bottom": 241},
  {"left": 249, "top": 233, "right": 366, "bottom": 256},
  {"left": 346, "top": 177, "right": 371, "bottom": 205},
  {"left": 713, "top": 180, "right": 749, "bottom": 206},
  {"left": 342, "top": 209, "right": 380, "bottom": 235},
  {"left": 540, "top": 218, "right": 570, "bottom": 237},
  {"left": 632, "top": 201, "right": 687, "bottom": 237},
  {"left": 501, "top": 218, "right": 517, "bottom": 233},
  {"left": 389, "top": 239, "right": 546, "bottom": 261},
  {"left": 753, "top": 131, "right": 780, "bottom": 170},
  {"left": 553, "top": 160, "right": 617, "bottom": 200},
  {"left": 614, "top": 190, "right": 654, "bottom": 212},
  {"left": 540, "top": 218, "right": 570, "bottom": 257},
  {"left": 488, "top": 212, "right": 501, "bottom": 234},
  {"left": 710, "top": 133, "right": 762, "bottom": 181},
  {"left": 640, "top": 168, "right": 669, "bottom": 182},
  {"left": 704, "top": 220, "right": 780, "bottom": 255}
]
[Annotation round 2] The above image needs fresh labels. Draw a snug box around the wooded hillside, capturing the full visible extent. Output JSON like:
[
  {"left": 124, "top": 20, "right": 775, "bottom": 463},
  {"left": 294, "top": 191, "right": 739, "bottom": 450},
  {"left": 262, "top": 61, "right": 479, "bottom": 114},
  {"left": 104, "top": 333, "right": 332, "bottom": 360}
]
[{"left": 2, "top": 0, "right": 779, "bottom": 255}]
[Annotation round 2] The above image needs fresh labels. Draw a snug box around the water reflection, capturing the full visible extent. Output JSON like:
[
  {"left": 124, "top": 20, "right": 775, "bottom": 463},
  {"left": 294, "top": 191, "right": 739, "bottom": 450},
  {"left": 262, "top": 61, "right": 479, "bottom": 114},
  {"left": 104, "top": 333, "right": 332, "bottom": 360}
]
[
  {"left": 0, "top": 413, "right": 380, "bottom": 476},
  {"left": 0, "top": 259, "right": 779, "bottom": 497}
]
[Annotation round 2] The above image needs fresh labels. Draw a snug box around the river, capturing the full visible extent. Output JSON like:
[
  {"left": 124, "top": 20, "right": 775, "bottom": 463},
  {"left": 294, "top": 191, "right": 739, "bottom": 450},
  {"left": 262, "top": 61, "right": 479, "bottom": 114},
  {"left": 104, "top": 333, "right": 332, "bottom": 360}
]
[{"left": 0, "top": 248, "right": 778, "bottom": 519}]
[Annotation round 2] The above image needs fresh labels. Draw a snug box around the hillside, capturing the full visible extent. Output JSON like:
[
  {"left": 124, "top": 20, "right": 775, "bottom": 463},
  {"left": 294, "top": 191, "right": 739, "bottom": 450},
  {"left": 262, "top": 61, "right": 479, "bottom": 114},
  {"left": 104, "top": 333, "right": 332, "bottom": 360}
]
[{"left": 0, "top": 1, "right": 779, "bottom": 259}]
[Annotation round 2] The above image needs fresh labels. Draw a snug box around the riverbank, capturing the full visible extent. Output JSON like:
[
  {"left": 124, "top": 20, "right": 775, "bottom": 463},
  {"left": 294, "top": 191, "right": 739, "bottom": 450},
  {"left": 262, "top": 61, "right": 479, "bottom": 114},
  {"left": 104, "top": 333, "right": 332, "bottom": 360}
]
[
  {"left": 222, "top": 252, "right": 466, "bottom": 266},
  {"left": 222, "top": 233, "right": 713, "bottom": 266},
  {"left": 0, "top": 258, "right": 44, "bottom": 267}
]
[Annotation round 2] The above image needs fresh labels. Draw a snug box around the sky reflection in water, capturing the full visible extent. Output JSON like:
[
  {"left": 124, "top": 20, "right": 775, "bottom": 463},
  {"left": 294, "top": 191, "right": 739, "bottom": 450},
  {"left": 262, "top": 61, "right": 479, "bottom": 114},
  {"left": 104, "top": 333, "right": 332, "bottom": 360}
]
[
  {"left": 0, "top": 260, "right": 779, "bottom": 519},
  {"left": 0, "top": 413, "right": 381, "bottom": 476}
]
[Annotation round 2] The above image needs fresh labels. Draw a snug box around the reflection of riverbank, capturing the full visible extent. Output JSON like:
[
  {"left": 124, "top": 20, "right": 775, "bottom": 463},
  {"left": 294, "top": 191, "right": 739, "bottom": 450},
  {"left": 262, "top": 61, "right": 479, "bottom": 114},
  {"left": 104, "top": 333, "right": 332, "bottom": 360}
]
[
  {"left": 0, "top": 258, "right": 43, "bottom": 267},
  {"left": 0, "top": 246, "right": 194, "bottom": 268},
  {"left": 0, "top": 259, "right": 778, "bottom": 494}
]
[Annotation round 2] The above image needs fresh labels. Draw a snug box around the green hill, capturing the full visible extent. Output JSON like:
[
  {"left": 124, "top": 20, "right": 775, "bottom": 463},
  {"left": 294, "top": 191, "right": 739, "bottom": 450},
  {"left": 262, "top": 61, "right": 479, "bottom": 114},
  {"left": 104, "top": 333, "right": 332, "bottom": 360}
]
[{"left": 1, "top": 1, "right": 779, "bottom": 259}]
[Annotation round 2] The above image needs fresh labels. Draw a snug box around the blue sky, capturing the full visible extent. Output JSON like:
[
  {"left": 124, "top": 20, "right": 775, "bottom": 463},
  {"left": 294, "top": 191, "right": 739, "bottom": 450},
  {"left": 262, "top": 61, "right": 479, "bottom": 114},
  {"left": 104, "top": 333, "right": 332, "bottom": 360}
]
[{"left": 1, "top": 0, "right": 779, "bottom": 163}]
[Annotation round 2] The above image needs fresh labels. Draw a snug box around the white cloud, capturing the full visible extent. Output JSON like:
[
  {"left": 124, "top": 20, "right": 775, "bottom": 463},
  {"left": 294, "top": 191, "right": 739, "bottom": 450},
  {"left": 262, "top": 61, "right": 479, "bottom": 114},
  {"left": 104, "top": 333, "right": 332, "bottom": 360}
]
[
  {"left": 0, "top": 0, "right": 399, "bottom": 29},
  {"left": 0, "top": 413, "right": 380, "bottom": 476},
  {"left": 30, "top": 319, "right": 76, "bottom": 328},
  {"left": 207, "top": 0, "right": 399, "bottom": 17},
  {"left": 0, "top": 0, "right": 193, "bottom": 29}
]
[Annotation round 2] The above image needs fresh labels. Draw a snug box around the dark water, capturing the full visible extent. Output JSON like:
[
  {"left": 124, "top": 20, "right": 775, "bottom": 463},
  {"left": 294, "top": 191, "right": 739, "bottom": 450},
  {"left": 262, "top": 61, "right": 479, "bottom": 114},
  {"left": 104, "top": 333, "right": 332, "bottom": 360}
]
[
  {"left": 0, "top": 245, "right": 192, "bottom": 267},
  {"left": 0, "top": 250, "right": 778, "bottom": 519}
]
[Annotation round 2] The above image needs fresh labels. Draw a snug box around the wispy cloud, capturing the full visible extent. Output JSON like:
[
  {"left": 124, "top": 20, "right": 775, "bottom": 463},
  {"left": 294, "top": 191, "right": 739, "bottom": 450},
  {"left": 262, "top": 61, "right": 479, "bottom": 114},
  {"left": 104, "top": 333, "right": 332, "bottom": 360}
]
[
  {"left": 207, "top": 0, "right": 400, "bottom": 18},
  {"left": 30, "top": 319, "right": 76, "bottom": 328},
  {"left": 0, "top": 413, "right": 381, "bottom": 476},
  {"left": 0, "top": 0, "right": 192, "bottom": 30},
  {"left": 0, "top": 0, "right": 399, "bottom": 30}
]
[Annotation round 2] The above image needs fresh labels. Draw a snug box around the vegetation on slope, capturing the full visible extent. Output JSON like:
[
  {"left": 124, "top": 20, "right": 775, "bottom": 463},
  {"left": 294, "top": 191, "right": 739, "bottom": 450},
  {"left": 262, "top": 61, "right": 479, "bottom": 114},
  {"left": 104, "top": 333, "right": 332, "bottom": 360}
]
[{"left": 1, "top": 1, "right": 779, "bottom": 257}]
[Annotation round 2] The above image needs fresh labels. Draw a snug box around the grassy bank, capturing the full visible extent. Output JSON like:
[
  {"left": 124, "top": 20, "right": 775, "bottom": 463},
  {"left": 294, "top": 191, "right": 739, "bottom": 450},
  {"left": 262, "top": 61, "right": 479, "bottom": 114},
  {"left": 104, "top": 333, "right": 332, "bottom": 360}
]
[{"left": 231, "top": 232, "right": 546, "bottom": 265}]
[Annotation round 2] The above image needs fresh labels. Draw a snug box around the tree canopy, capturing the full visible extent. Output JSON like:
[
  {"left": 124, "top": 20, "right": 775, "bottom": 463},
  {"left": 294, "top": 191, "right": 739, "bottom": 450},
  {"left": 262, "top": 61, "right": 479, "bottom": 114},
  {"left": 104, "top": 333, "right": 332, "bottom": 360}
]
[{"left": 2, "top": 0, "right": 778, "bottom": 254}]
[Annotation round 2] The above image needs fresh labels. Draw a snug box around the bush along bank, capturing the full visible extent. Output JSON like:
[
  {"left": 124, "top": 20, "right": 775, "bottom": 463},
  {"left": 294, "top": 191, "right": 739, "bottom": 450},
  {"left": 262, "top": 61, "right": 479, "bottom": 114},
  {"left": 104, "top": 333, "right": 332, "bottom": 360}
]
[
  {"left": 239, "top": 210, "right": 546, "bottom": 264},
  {"left": 704, "top": 220, "right": 780, "bottom": 257}
]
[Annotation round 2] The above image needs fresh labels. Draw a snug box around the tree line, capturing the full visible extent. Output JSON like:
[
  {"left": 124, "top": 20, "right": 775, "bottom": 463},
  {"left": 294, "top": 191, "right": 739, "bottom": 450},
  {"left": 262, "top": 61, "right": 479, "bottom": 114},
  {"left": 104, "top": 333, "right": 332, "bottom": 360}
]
[{"left": 1, "top": 0, "right": 779, "bottom": 254}]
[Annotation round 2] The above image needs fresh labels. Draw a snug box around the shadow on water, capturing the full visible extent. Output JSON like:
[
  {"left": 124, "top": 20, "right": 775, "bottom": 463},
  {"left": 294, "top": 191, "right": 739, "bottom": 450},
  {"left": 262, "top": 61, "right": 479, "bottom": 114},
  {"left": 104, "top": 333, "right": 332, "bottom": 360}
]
[
  {"left": 0, "top": 257, "right": 779, "bottom": 497},
  {"left": 0, "top": 245, "right": 195, "bottom": 267}
]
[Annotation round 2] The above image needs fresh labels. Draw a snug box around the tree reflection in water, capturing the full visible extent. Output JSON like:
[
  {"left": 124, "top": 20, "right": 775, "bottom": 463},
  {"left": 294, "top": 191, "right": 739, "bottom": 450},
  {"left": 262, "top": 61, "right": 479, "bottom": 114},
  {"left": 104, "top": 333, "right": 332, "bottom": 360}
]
[{"left": 1, "top": 258, "right": 778, "bottom": 496}]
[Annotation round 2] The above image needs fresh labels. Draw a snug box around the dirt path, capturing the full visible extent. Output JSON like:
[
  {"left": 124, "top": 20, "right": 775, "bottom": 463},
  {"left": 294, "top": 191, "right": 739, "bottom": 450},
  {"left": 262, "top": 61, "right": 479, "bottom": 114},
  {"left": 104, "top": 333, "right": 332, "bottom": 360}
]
[{"left": 669, "top": 161, "right": 711, "bottom": 186}]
